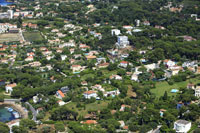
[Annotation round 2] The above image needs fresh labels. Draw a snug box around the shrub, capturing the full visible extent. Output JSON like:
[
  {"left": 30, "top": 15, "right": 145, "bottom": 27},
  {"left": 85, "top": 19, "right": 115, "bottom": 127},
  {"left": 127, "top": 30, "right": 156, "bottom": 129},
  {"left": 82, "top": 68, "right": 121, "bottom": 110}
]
[{"left": 55, "top": 122, "right": 65, "bottom": 132}]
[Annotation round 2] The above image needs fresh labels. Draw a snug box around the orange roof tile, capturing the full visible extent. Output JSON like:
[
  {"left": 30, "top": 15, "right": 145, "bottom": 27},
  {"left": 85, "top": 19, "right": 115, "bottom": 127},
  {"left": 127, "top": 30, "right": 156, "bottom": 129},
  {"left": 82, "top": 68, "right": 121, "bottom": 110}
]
[
  {"left": 86, "top": 55, "right": 96, "bottom": 59},
  {"left": 6, "top": 83, "right": 17, "bottom": 88},
  {"left": 57, "top": 90, "right": 65, "bottom": 98},
  {"left": 84, "top": 91, "right": 96, "bottom": 95},
  {"left": 123, "top": 126, "right": 128, "bottom": 130},
  {"left": 83, "top": 120, "right": 97, "bottom": 124},
  {"left": 120, "top": 61, "right": 128, "bottom": 64}
]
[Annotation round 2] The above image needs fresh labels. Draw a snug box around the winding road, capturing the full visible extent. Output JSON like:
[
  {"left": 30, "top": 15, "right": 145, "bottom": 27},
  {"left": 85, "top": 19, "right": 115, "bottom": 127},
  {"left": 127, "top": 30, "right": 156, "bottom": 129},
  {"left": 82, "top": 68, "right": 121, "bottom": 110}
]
[{"left": 25, "top": 102, "right": 37, "bottom": 122}]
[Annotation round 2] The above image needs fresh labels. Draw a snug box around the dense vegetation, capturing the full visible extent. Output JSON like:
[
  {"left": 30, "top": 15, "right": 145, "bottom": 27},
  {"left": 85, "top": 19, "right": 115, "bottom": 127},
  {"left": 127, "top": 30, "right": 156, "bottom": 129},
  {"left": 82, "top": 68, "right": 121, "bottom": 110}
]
[{"left": 0, "top": 0, "right": 200, "bottom": 132}]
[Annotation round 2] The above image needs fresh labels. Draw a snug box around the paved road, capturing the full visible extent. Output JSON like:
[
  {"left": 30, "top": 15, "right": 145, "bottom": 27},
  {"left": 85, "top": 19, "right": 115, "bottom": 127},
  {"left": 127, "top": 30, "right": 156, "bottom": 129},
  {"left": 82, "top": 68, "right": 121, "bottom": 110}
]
[
  {"left": 19, "top": 29, "right": 25, "bottom": 42},
  {"left": 60, "top": 72, "right": 67, "bottom": 77},
  {"left": 25, "top": 102, "right": 37, "bottom": 121}
]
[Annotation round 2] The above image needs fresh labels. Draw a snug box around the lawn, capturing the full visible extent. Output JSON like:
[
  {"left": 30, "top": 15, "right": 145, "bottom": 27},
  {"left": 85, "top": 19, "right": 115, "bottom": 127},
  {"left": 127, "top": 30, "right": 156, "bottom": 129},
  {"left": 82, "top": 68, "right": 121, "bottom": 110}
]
[
  {"left": 23, "top": 19, "right": 41, "bottom": 23},
  {"left": 81, "top": 73, "right": 95, "bottom": 80},
  {"left": 23, "top": 32, "right": 43, "bottom": 42},
  {"left": 65, "top": 101, "right": 108, "bottom": 116},
  {"left": 151, "top": 77, "right": 200, "bottom": 98},
  {"left": 0, "top": 33, "right": 22, "bottom": 43},
  {"left": 0, "top": 90, "right": 11, "bottom": 99},
  {"left": 80, "top": 69, "right": 117, "bottom": 80},
  {"left": 102, "top": 69, "right": 117, "bottom": 78}
]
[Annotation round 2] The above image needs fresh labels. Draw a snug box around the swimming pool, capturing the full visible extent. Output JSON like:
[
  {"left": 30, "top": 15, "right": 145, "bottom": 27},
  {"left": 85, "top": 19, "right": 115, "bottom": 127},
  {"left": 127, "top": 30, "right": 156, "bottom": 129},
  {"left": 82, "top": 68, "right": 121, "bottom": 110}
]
[{"left": 171, "top": 89, "right": 179, "bottom": 93}]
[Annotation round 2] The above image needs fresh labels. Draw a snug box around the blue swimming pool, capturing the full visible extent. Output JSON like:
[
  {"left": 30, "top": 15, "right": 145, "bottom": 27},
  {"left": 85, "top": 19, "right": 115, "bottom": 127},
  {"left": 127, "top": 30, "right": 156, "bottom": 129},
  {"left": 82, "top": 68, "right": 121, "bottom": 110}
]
[{"left": 171, "top": 89, "right": 179, "bottom": 93}]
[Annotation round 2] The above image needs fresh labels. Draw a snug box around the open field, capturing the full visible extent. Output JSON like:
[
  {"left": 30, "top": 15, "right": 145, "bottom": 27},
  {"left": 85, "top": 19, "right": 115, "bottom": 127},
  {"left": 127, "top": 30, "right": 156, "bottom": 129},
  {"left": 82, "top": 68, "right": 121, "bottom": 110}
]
[
  {"left": 23, "top": 19, "right": 42, "bottom": 23},
  {"left": 151, "top": 77, "right": 200, "bottom": 98},
  {"left": 23, "top": 32, "right": 43, "bottom": 42},
  {"left": 0, "top": 33, "right": 22, "bottom": 43},
  {"left": 65, "top": 101, "right": 108, "bottom": 116}
]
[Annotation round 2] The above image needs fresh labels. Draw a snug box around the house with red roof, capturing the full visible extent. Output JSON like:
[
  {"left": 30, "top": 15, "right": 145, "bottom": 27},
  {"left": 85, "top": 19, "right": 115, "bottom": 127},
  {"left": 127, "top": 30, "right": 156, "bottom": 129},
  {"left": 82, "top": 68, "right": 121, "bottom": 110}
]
[
  {"left": 98, "top": 63, "right": 109, "bottom": 68},
  {"left": 142, "top": 20, "right": 150, "bottom": 26},
  {"left": 86, "top": 55, "right": 96, "bottom": 60},
  {"left": 81, "top": 120, "right": 97, "bottom": 124},
  {"left": 119, "top": 104, "right": 131, "bottom": 111},
  {"left": 83, "top": 91, "right": 97, "bottom": 99},
  {"left": 79, "top": 44, "right": 90, "bottom": 51},
  {"left": 120, "top": 61, "right": 128, "bottom": 68},
  {"left": 56, "top": 90, "right": 65, "bottom": 99},
  {"left": 6, "top": 83, "right": 17, "bottom": 94},
  {"left": 25, "top": 56, "right": 34, "bottom": 62},
  {"left": 27, "top": 52, "right": 35, "bottom": 56},
  {"left": 71, "top": 65, "right": 82, "bottom": 72}
]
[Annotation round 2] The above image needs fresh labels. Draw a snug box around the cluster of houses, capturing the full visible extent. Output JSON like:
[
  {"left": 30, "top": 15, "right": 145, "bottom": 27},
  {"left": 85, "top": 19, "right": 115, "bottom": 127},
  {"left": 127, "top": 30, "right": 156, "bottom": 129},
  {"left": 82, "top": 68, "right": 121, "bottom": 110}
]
[
  {"left": 160, "top": 2, "right": 183, "bottom": 13},
  {"left": 0, "top": 10, "right": 13, "bottom": 19},
  {"left": 83, "top": 84, "right": 120, "bottom": 100},
  {"left": 0, "top": 23, "right": 17, "bottom": 33},
  {"left": 0, "top": 44, "right": 18, "bottom": 64},
  {"left": 22, "top": 23, "right": 38, "bottom": 29}
]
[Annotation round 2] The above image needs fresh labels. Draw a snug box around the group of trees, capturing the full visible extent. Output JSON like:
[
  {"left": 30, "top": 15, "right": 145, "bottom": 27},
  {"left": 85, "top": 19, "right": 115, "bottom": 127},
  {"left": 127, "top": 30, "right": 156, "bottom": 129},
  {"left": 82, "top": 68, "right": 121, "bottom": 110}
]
[{"left": 50, "top": 106, "right": 78, "bottom": 121}]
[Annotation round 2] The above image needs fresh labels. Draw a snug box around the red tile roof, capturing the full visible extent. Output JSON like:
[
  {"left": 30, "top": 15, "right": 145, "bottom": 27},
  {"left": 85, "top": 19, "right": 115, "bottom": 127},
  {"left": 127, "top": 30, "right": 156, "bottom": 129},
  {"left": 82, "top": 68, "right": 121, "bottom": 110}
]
[
  {"left": 120, "top": 61, "right": 128, "bottom": 64},
  {"left": 57, "top": 90, "right": 65, "bottom": 98},
  {"left": 84, "top": 90, "right": 96, "bottom": 95},
  {"left": 123, "top": 126, "right": 128, "bottom": 130},
  {"left": 83, "top": 120, "right": 97, "bottom": 124}
]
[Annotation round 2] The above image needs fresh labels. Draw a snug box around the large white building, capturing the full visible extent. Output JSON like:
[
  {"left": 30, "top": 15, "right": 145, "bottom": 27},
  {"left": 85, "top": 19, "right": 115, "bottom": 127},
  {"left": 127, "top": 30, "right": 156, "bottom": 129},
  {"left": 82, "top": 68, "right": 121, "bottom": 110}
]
[
  {"left": 194, "top": 87, "right": 200, "bottom": 97},
  {"left": 195, "top": 89, "right": 200, "bottom": 97},
  {"left": 5, "top": 83, "right": 17, "bottom": 94},
  {"left": 174, "top": 120, "right": 191, "bottom": 133},
  {"left": 0, "top": 23, "right": 17, "bottom": 33},
  {"left": 116, "top": 36, "right": 129, "bottom": 48},
  {"left": 0, "top": 10, "right": 13, "bottom": 19}
]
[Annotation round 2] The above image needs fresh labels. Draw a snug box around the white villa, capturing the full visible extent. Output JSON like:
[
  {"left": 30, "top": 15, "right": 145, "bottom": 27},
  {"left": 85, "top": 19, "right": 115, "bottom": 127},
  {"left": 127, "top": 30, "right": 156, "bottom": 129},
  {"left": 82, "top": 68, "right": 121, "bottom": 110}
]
[
  {"left": 5, "top": 83, "right": 17, "bottom": 94},
  {"left": 174, "top": 120, "right": 191, "bottom": 133},
  {"left": 83, "top": 91, "right": 97, "bottom": 99},
  {"left": 116, "top": 36, "right": 129, "bottom": 48},
  {"left": 111, "top": 29, "right": 121, "bottom": 36}
]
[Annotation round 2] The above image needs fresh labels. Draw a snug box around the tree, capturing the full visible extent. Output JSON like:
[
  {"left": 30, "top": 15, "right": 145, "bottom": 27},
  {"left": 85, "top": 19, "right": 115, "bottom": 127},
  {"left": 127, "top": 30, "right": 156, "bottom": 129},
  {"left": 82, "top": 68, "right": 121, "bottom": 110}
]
[
  {"left": 139, "top": 125, "right": 151, "bottom": 133},
  {"left": 99, "top": 119, "right": 120, "bottom": 132},
  {"left": 97, "top": 91, "right": 104, "bottom": 99},
  {"left": 55, "top": 122, "right": 65, "bottom": 132},
  {"left": 0, "top": 122, "right": 9, "bottom": 133},
  {"left": 12, "top": 126, "right": 28, "bottom": 133},
  {"left": 108, "top": 63, "right": 117, "bottom": 71},
  {"left": 17, "top": 16, "right": 22, "bottom": 28},
  {"left": 51, "top": 106, "right": 78, "bottom": 121},
  {"left": 153, "top": 69, "right": 165, "bottom": 79},
  {"left": 0, "top": 94, "right": 4, "bottom": 102},
  {"left": 129, "top": 124, "right": 139, "bottom": 132},
  {"left": 98, "top": 34, "right": 116, "bottom": 51},
  {"left": 99, "top": 109, "right": 112, "bottom": 119},
  {"left": 117, "top": 69, "right": 126, "bottom": 76},
  {"left": 37, "top": 20, "right": 49, "bottom": 26},
  {"left": 163, "top": 91, "right": 168, "bottom": 101},
  {"left": 138, "top": 72, "right": 151, "bottom": 81},
  {"left": 41, "top": 126, "right": 51, "bottom": 133},
  {"left": 138, "top": 66, "right": 147, "bottom": 73},
  {"left": 194, "top": 128, "right": 200, "bottom": 133},
  {"left": 20, "top": 119, "right": 36, "bottom": 130},
  {"left": 127, "top": 51, "right": 141, "bottom": 65}
]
